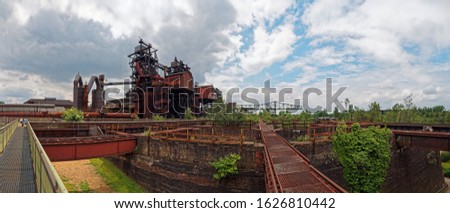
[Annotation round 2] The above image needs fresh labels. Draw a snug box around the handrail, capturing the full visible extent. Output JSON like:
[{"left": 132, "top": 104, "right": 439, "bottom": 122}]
[
  {"left": 0, "top": 120, "right": 18, "bottom": 154},
  {"left": 26, "top": 121, "right": 68, "bottom": 193}
]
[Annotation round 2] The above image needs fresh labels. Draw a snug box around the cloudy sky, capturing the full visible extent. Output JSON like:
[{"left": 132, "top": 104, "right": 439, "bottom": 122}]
[{"left": 0, "top": 0, "right": 449, "bottom": 110}]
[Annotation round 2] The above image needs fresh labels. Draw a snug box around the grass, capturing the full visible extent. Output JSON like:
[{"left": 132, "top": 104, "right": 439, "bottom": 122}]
[
  {"left": 443, "top": 160, "right": 450, "bottom": 178},
  {"left": 90, "top": 158, "right": 146, "bottom": 193},
  {"left": 443, "top": 161, "right": 450, "bottom": 169},
  {"left": 62, "top": 177, "right": 92, "bottom": 193}
]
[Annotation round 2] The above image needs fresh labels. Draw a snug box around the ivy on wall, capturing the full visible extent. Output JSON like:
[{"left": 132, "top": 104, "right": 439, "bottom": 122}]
[{"left": 332, "top": 122, "right": 392, "bottom": 192}]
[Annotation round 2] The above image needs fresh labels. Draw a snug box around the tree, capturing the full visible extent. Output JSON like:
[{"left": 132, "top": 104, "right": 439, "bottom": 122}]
[
  {"left": 333, "top": 107, "right": 339, "bottom": 119},
  {"left": 333, "top": 122, "right": 391, "bottom": 192},
  {"left": 368, "top": 102, "right": 382, "bottom": 122},
  {"left": 353, "top": 106, "right": 366, "bottom": 122},
  {"left": 344, "top": 98, "right": 350, "bottom": 112},
  {"left": 61, "top": 107, "right": 84, "bottom": 122},
  {"left": 404, "top": 94, "right": 414, "bottom": 110},
  {"left": 0, "top": 101, "right": 4, "bottom": 104},
  {"left": 403, "top": 94, "right": 416, "bottom": 123},
  {"left": 348, "top": 104, "right": 354, "bottom": 121}
]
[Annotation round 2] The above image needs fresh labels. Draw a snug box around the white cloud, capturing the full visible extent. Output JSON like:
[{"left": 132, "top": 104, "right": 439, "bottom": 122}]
[
  {"left": 229, "top": 0, "right": 295, "bottom": 26},
  {"left": 204, "top": 20, "right": 299, "bottom": 97},
  {"left": 1, "top": 0, "right": 449, "bottom": 109},
  {"left": 0, "top": 69, "right": 71, "bottom": 103},
  {"left": 239, "top": 22, "right": 298, "bottom": 74},
  {"left": 292, "top": 0, "right": 450, "bottom": 108}
]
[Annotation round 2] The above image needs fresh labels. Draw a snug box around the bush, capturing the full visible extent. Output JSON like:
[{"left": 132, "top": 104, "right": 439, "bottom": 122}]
[
  {"left": 61, "top": 107, "right": 84, "bottom": 122},
  {"left": 296, "top": 135, "right": 309, "bottom": 142},
  {"left": 211, "top": 153, "right": 241, "bottom": 180},
  {"left": 152, "top": 114, "right": 165, "bottom": 121},
  {"left": 332, "top": 122, "right": 391, "bottom": 192},
  {"left": 184, "top": 108, "right": 195, "bottom": 120},
  {"left": 444, "top": 168, "right": 450, "bottom": 178},
  {"left": 441, "top": 151, "right": 450, "bottom": 163}
]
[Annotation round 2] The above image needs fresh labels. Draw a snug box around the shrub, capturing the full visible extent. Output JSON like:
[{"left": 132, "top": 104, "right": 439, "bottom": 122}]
[
  {"left": 152, "top": 114, "right": 165, "bottom": 121},
  {"left": 444, "top": 168, "right": 450, "bottom": 178},
  {"left": 184, "top": 108, "right": 195, "bottom": 120},
  {"left": 61, "top": 107, "right": 84, "bottom": 122},
  {"left": 296, "top": 135, "right": 309, "bottom": 142},
  {"left": 332, "top": 122, "right": 391, "bottom": 192},
  {"left": 211, "top": 153, "right": 241, "bottom": 180},
  {"left": 441, "top": 151, "right": 450, "bottom": 163}
]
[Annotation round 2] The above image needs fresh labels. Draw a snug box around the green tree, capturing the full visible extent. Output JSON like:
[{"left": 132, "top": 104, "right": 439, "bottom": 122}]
[
  {"left": 0, "top": 101, "right": 4, "bottom": 104},
  {"left": 348, "top": 104, "right": 354, "bottom": 121},
  {"left": 403, "top": 94, "right": 416, "bottom": 123},
  {"left": 353, "top": 106, "right": 366, "bottom": 122},
  {"left": 446, "top": 111, "right": 450, "bottom": 124},
  {"left": 211, "top": 153, "right": 241, "bottom": 180},
  {"left": 61, "top": 107, "right": 84, "bottom": 122},
  {"left": 368, "top": 102, "right": 382, "bottom": 122},
  {"left": 333, "top": 122, "right": 391, "bottom": 192},
  {"left": 333, "top": 107, "right": 339, "bottom": 119}
]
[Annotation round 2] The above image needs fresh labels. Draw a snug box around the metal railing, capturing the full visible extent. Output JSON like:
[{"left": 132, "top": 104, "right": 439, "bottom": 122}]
[
  {"left": 27, "top": 121, "right": 68, "bottom": 193},
  {"left": 0, "top": 120, "right": 18, "bottom": 154}
]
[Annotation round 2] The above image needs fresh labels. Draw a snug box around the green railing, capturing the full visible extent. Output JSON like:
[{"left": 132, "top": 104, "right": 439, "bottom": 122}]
[
  {"left": 27, "top": 121, "right": 68, "bottom": 193},
  {"left": 0, "top": 120, "right": 18, "bottom": 154}
]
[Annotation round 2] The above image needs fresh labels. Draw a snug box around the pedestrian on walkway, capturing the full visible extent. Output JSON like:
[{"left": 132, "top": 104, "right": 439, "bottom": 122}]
[{"left": 20, "top": 117, "right": 23, "bottom": 127}]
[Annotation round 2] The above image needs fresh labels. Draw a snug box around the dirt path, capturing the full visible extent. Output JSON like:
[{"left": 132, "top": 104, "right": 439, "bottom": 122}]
[{"left": 53, "top": 159, "right": 114, "bottom": 193}]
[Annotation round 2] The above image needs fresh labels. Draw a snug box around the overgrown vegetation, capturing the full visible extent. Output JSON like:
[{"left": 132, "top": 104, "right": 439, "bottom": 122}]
[
  {"left": 203, "top": 92, "right": 450, "bottom": 125},
  {"left": 332, "top": 122, "right": 392, "bottom": 192},
  {"left": 152, "top": 114, "right": 165, "bottom": 121},
  {"left": 184, "top": 108, "right": 195, "bottom": 120},
  {"left": 296, "top": 135, "right": 309, "bottom": 142},
  {"left": 211, "top": 153, "right": 241, "bottom": 180},
  {"left": 61, "top": 107, "right": 84, "bottom": 122},
  {"left": 441, "top": 151, "right": 450, "bottom": 163},
  {"left": 206, "top": 99, "right": 245, "bottom": 124},
  {"left": 61, "top": 177, "right": 91, "bottom": 193},
  {"left": 444, "top": 168, "right": 450, "bottom": 178},
  {"left": 90, "top": 158, "right": 145, "bottom": 193},
  {"left": 336, "top": 94, "right": 450, "bottom": 124},
  {"left": 143, "top": 129, "right": 152, "bottom": 136},
  {"left": 442, "top": 157, "right": 450, "bottom": 178}
]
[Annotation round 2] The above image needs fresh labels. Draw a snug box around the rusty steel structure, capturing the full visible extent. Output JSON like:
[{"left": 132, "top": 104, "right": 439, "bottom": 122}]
[
  {"left": 73, "top": 39, "right": 216, "bottom": 118},
  {"left": 39, "top": 135, "right": 137, "bottom": 161},
  {"left": 393, "top": 130, "right": 450, "bottom": 151},
  {"left": 73, "top": 74, "right": 105, "bottom": 112},
  {"left": 259, "top": 121, "right": 346, "bottom": 193}
]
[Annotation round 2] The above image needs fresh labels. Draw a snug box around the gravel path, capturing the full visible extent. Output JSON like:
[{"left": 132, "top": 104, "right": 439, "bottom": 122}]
[{"left": 53, "top": 160, "right": 114, "bottom": 193}]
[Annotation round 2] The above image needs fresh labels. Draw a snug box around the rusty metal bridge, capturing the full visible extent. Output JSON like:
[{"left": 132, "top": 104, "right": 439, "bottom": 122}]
[{"left": 259, "top": 121, "right": 346, "bottom": 193}]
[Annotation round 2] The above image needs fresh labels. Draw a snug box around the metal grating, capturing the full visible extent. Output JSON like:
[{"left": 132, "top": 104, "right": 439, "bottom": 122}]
[
  {"left": 273, "top": 162, "right": 309, "bottom": 174},
  {"left": 277, "top": 171, "right": 323, "bottom": 188},
  {"left": 260, "top": 121, "right": 342, "bottom": 193},
  {"left": 283, "top": 183, "right": 333, "bottom": 193},
  {"left": 0, "top": 127, "right": 37, "bottom": 193}
]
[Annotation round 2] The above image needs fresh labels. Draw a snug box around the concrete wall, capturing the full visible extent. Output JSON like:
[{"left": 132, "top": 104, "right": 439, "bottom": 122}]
[
  {"left": 292, "top": 140, "right": 447, "bottom": 192},
  {"left": 108, "top": 136, "right": 265, "bottom": 193}
]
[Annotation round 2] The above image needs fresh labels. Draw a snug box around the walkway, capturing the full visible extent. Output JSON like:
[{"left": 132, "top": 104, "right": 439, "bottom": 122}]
[
  {"left": 260, "top": 121, "right": 345, "bottom": 193},
  {"left": 0, "top": 127, "right": 37, "bottom": 192}
]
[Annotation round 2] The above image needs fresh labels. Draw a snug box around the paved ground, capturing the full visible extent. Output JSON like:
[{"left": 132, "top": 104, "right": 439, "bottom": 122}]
[{"left": 0, "top": 127, "right": 36, "bottom": 193}]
